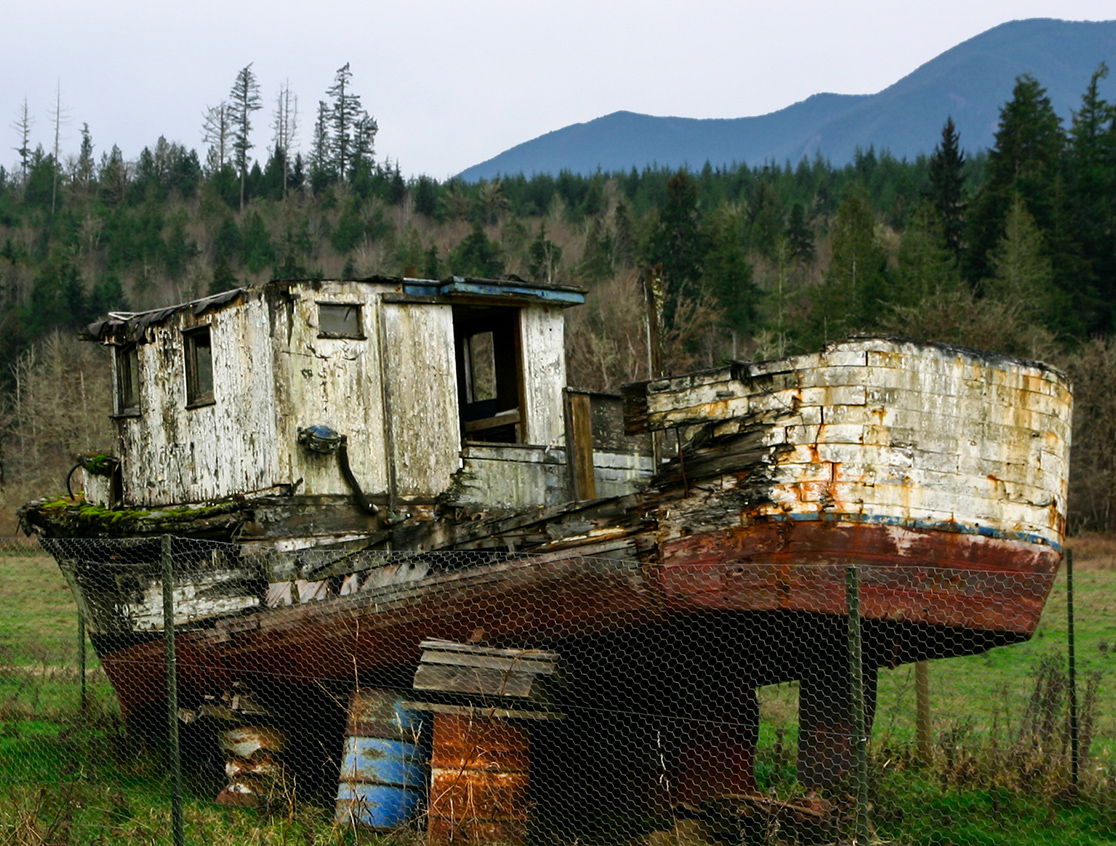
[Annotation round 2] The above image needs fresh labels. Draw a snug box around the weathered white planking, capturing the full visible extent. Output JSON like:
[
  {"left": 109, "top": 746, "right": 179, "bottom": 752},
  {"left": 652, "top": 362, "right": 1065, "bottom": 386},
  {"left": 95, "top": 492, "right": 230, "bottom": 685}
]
[
  {"left": 520, "top": 307, "right": 567, "bottom": 446},
  {"left": 637, "top": 338, "right": 1071, "bottom": 548},
  {"left": 382, "top": 302, "right": 461, "bottom": 497}
]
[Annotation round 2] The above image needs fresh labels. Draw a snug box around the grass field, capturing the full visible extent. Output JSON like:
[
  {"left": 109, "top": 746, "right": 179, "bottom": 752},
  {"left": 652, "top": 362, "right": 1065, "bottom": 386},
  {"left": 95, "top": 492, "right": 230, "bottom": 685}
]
[{"left": 2, "top": 536, "right": 1115, "bottom": 844}]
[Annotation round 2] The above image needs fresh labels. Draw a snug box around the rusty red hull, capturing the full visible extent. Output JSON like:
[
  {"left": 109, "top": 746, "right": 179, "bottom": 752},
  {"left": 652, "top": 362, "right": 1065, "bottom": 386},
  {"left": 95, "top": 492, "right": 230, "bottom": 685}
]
[
  {"left": 93, "top": 518, "right": 1058, "bottom": 720},
  {"left": 656, "top": 519, "right": 1060, "bottom": 634}
]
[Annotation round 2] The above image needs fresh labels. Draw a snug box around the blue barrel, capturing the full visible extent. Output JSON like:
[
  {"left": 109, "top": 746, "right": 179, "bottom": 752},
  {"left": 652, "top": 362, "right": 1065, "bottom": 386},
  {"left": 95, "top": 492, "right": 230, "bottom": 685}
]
[{"left": 335, "top": 689, "right": 431, "bottom": 830}]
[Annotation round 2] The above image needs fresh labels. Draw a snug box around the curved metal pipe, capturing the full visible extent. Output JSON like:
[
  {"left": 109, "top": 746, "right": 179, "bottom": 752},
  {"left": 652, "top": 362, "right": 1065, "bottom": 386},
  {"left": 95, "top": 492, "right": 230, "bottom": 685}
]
[
  {"left": 65, "top": 463, "right": 82, "bottom": 499},
  {"left": 337, "top": 438, "right": 379, "bottom": 516}
]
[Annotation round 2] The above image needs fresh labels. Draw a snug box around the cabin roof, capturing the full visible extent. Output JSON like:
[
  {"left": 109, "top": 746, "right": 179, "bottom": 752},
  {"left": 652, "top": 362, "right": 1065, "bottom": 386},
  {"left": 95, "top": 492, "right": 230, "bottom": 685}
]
[{"left": 81, "top": 274, "right": 587, "bottom": 346}]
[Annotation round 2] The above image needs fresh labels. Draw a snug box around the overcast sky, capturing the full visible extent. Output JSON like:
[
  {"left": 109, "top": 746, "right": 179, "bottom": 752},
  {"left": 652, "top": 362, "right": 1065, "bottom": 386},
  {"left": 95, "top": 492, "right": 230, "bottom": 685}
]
[{"left": 3, "top": 1, "right": 1114, "bottom": 180}]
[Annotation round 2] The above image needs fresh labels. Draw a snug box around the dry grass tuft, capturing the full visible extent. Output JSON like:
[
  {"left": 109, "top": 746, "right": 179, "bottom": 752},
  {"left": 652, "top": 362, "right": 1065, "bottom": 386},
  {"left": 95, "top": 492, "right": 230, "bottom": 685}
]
[{"left": 1066, "top": 534, "right": 1116, "bottom": 570}]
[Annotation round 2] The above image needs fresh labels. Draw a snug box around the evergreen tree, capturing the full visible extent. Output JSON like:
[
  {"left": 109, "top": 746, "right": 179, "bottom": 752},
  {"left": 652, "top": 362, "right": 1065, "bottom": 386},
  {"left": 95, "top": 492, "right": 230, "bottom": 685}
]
[
  {"left": 749, "top": 181, "right": 784, "bottom": 261},
  {"left": 209, "top": 251, "right": 238, "bottom": 294},
  {"left": 644, "top": 170, "right": 704, "bottom": 332},
  {"left": 73, "top": 123, "right": 95, "bottom": 204},
  {"left": 24, "top": 149, "right": 57, "bottom": 212},
  {"left": 309, "top": 101, "right": 335, "bottom": 192},
  {"left": 23, "top": 247, "right": 86, "bottom": 337},
  {"left": 331, "top": 199, "right": 365, "bottom": 253},
  {"left": 449, "top": 223, "right": 503, "bottom": 277},
  {"left": 965, "top": 74, "right": 1065, "bottom": 284},
  {"left": 985, "top": 195, "right": 1057, "bottom": 325},
  {"left": 894, "top": 199, "right": 961, "bottom": 309},
  {"left": 275, "top": 222, "right": 312, "bottom": 278},
  {"left": 350, "top": 113, "right": 378, "bottom": 181},
  {"left": 422, "top": 244, "right": 441, "bottom": 279},
  {"left": 98, "top": 145, "right": 129, "bottom": 207},
  {"left": 530, "top": 222, "right": 563, "bottom": 285},
  {"left": 229, "top": 64, "right": 262, "bottom": 211},
  {"left": 241, "top": 210, "right": 274, "bottom": 273},
  {"left": 1067, "top": 63, "right": 1116, "bottom": 331},
  {"left": 784, "top": 202, "right": 815, "bottom": 264},
  {"left": 88, "top": 271, "right": 128, "bottom": 315},
  {"left": 213, "top": 217, "right": 242, "bottom": 264},
  {"left": 163, "top": 213, "right": 197, "bottom": 279},
  {"left": 578, "top": 219, "right": 612, "bottom": 284},
  {"left": 327, "top": 63, "right": 376, "bottom": 183},
  {"left": 413, "top": 176, "right": 439, "bottom": 217},
  {"left": 927, "top": 117, "right": 967, "bottom": 255},
  {"left": 702, "top": 203, "right": 759, "bottom": 339},
  {"left": 809, "top": 185, "right": 888, "bottom": 343}
]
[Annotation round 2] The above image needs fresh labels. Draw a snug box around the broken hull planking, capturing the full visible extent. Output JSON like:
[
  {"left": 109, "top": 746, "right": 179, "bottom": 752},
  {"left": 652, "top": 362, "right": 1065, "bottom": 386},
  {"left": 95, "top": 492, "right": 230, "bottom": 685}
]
[{"left": 82, "top": 520, "right": 1056, "bottom": 719}]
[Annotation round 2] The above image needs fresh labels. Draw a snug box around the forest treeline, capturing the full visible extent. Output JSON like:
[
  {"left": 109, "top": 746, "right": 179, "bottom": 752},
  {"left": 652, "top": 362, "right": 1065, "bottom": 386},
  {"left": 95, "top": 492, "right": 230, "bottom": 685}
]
[{"left": 2, "top": 66, "right": 1116, "bottom": 532}]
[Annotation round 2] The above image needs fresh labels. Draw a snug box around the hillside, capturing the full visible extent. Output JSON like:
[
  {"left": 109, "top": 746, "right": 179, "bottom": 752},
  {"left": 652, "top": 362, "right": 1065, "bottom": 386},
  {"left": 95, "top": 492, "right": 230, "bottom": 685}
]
[{"left": 459, "top": 18, "right": 1116, "bottom": 180}]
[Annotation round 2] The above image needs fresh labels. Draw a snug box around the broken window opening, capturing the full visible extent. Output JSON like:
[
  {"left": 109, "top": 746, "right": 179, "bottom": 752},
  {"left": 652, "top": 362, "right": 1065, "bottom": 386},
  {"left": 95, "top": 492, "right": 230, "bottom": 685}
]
[
  {"left": 184, "top": 326, "right": 215, "bottom": 408},
  {"left": 318, "top": 303, "right": 364, "bottom": 339},
  {"left": 115, "top": 344, "right": 140, "bottom": 415},
  {"left": 454, "top": 306, "right": 524, "bottom": 444}
]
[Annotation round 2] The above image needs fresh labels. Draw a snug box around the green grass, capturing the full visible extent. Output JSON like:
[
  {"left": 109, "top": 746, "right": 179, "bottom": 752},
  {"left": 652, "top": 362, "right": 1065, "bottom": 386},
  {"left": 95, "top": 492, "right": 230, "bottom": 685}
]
[
  {"left": 3, "top": 538, "right": 1115, "bottom": 844},
  {"left": 0, "top": 548, "right": 93, "bottom": 667}
]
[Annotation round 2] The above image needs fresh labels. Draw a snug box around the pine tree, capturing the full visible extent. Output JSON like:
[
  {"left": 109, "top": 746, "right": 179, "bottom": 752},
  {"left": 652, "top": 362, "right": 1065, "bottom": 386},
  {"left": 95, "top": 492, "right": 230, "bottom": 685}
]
[
  {"left": 74, "top": 123, "right": 95, "bottom": 203},
  {"left": 530, "top": 222, "right": 563, "bottom": 285},
  {"left": 894, "top": 199, "right": 961, "bottom": 308},
  {"left": 309, "top": 101, "right": 334, "bottom": 193},
  {"left": 1067, "top": 63, "right": 1116, "bottom": 331},
  {"left": 927, "top": 117, "right": 966, "bottom": 256},
  {"left": 327, "top": 63, "right": 372, "bottom": 183},
  {"left": 644, "top": 170, "right": 704, "bottom": 332},
  {"left": 809, "top": 184, "right": 888, "bottom": 343},
  {"left": 449, "top": 223, "right": 503, "bottom": 278},
  {"left": 784, "top": 202, "right": 815, "bottom": 264},
  {"left": 702, "top": 203, "right": 759, "bottom": 342},
  {"left": 985, "top": 195, "right": 1057, "bottom": 325},
  {"left": 965, "top": 74, "right": 1065, "bottom": 284},
  {"left": 229, "top": 64, "right": 262, "bottom": 211}
]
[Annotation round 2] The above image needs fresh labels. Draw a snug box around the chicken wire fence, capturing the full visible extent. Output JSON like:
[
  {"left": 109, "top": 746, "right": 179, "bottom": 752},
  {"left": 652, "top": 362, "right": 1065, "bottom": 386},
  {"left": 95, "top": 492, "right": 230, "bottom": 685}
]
[{"left": 1, "top": 533, "right": 1114, "bottom": 846}]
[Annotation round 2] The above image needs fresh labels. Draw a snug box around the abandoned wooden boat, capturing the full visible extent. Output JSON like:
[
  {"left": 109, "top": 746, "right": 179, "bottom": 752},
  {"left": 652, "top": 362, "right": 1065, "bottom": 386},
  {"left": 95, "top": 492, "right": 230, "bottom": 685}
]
[{"left": 20, "top": 275, "right": 1072, "bottom": 819}]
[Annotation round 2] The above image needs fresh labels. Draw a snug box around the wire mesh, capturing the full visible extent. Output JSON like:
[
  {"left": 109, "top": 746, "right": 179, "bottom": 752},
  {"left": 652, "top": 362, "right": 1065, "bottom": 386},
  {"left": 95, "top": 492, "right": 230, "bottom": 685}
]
[{"left": 2, "top": 533, "right": 1114, "bottom": 845}]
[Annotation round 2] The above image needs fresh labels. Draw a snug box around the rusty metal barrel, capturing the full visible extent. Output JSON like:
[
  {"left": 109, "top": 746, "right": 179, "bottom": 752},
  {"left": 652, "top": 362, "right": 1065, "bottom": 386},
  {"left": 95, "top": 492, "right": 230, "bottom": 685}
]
[
  {"left": 215, "top": 725, "right": 289, "bottom": 807},
  {"left": 428, "top": 711, "right": 530, "bottom": 846},
  {"left": 335, "top": 688, "right": 432, "bottom": 830}
]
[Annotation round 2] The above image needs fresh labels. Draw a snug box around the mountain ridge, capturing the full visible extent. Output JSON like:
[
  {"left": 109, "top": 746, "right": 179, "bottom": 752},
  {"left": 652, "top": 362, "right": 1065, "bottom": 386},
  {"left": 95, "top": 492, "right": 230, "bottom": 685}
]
[{"left": 459, "top": 18, "right": 1116, "bottom": 181}]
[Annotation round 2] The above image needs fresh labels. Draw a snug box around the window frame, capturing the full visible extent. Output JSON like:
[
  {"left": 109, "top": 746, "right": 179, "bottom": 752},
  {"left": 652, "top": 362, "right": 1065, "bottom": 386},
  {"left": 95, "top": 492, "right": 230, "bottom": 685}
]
[
  {"left": 114, "top": 343, "right": 141, "bottom": 417},
  {"left": 453, "top": 305, "right": 525, "bottom": 444},
  {"left": 317, "top": 302, "right": 365, "bottom": 340},
  {"left": 183, "top": 325, "right": 215, "bottom": 409}
]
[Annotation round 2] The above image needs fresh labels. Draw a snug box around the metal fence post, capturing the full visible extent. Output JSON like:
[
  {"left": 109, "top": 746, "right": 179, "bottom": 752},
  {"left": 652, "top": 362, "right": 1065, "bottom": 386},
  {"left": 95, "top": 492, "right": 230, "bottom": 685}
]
[
  {"left": 78, "top": 614, "right": 87, "bottom": 714},
  {"left": 162, "top": 535, "right": 185, "bottom": 846},
  {"left": 847, "top": 565, "right": 870, "bottom": 845},
  {"left": 915, "top": 661, "right": 931, "bottom": 767},
  {"left": 1067, "top": 547, "right": 1079, "bottom": 790}
]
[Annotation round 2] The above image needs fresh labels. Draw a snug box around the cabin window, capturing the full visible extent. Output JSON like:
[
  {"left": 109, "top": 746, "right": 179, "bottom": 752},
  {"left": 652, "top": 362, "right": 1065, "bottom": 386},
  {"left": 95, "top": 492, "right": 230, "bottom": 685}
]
[
  {"left": 318, "top": 303, "right": 364, "bottom": 339},
  {"left": 454, "top": 306, "right": 524, "bottom": 443},
  {"left": 115, "top": 344, "right": 140, "bottom": 415},
  {"left": 184, "top": 326, "right": 215, "bottom": 407}
]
